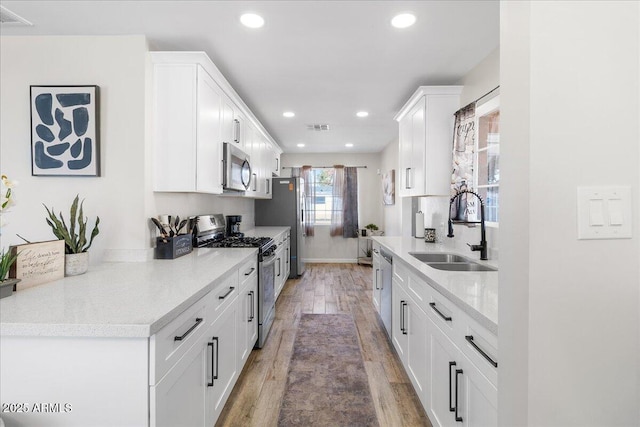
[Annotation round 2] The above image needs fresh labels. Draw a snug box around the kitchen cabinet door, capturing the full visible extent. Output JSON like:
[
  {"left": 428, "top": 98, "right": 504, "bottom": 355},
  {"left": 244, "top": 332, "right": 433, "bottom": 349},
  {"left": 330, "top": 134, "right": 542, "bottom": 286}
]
[
  {"left": 196, "top": 67, "right": 224, "bottom": 193},
  {"left": 391, "top": 279, "right": 409, "bottom": 360},
  {"left": 284, "top": 232, "right": 291, "bottom": 279},
  {"left": 372, "top": 245, "right": 381, "bottom": 313},
  {"left": 151, "top": 332, "right": 207, "bottom": 427},
  {"left": 152, "top": 62, "right": 223, "bottom": 194},
  {"left": 275, "top": 244, "right": 286, "bottom": 298},
  {"left": 459, "top": 352, "right": 498, "bottom": 427},
  {"left": 405, "top": 300, "right": 429, "bottom": 409},
  {"left": 395, "top": 86, "right": 462, "bottom": 197},
  {"left": 237, "top": 271, "right": 258, "bottom": 364},
  {"left": 427, "top": 315, "right": 460, "bottom": 427},
  {"left": 205, "top": 299, "right": 238, "bottom": 426},
  {"left": 221, "top": 95, "right": 235, "bottom": 146}
]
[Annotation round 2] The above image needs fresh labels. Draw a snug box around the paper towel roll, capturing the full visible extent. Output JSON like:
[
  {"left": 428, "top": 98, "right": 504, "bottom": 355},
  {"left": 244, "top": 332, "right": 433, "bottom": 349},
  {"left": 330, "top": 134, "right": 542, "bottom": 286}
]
[{"left": 415, "top": 211, "right": 424, "bottom": 238}]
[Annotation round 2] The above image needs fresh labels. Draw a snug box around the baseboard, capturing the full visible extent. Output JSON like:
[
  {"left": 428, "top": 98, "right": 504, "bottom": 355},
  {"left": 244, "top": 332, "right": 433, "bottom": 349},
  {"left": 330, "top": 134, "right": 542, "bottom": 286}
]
[{"left": 303, "top": 258, "right": 358, "bottom": 264}]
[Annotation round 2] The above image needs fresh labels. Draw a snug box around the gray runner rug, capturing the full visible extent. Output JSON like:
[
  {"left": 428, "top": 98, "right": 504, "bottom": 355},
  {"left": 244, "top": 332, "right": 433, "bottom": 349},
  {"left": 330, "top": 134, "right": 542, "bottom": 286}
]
[{"left": 277, "top": 313, "right": 379, "bottom": 426}]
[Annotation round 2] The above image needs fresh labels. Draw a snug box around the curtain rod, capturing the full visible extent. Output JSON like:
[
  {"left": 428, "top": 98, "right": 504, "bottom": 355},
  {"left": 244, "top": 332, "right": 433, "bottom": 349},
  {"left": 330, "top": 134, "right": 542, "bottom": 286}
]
[
  {"left": 473, "top": 85, "right": 500, "bottom": 105},
  {"left": 281, "top": 165, "right": 368, "bottom": 169}
]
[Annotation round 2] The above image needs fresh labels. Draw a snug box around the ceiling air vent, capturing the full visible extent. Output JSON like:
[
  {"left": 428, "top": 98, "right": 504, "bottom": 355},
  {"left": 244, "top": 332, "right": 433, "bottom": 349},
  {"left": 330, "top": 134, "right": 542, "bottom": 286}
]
[
  {"left": 307, "top": 124, "right": 330, "bottom": 131},
  {"left": 0, "top": 6, "right": 32, "bottom": 26}
]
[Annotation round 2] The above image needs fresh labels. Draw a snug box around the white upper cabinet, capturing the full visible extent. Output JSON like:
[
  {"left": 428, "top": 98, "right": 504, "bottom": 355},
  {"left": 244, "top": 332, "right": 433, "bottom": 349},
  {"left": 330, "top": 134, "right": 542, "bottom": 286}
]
[
  {"left": 150, "top": 52, "right": 281, "bottom": 197},
  {"left": 395, "top": 86, "right": 462, "bottom": 197},
  {"left": 152, "top": 61, "right": 223, "bottom": 194}
]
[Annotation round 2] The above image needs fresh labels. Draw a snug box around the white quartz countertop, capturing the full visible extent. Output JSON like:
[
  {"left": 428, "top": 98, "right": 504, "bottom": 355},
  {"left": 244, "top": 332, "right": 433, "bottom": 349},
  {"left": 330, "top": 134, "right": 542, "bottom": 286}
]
[
  {"left": 0, "top": 247, "right": 257, "bottom": 338},
  {"left": 243, "top": 226, "right": 290, "bottom": 239},
  {"left": 371, "top": 236, "right": 498, "bottom": 333}
]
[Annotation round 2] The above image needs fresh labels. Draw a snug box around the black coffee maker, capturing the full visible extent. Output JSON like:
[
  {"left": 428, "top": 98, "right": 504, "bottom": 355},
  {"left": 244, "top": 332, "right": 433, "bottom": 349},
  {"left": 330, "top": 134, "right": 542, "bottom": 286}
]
[{"left": 226, "top": 215, "right": 243, "bottom": 237}]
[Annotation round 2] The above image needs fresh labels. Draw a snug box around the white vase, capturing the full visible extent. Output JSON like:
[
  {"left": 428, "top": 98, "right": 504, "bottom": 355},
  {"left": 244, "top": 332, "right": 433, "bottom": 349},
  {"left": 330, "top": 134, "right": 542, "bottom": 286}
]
[{"left": 65, "top": 252, "right": 89, "bottom": 276}]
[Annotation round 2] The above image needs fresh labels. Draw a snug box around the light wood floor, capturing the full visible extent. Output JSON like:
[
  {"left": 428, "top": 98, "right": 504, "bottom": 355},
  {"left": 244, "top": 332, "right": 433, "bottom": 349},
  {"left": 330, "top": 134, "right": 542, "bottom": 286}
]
[{"left": 216, "top": 263, "right": 431, "bottom": 427}]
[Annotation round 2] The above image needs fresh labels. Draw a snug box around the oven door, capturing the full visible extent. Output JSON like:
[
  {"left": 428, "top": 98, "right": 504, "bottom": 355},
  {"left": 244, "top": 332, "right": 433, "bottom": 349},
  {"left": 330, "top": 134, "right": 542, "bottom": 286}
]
[
  {"left": 257, "top": 251, "right": 277, "bottom": 347},
  {"left": 223, "top": 143, "right": 252, "bottom": 191}
]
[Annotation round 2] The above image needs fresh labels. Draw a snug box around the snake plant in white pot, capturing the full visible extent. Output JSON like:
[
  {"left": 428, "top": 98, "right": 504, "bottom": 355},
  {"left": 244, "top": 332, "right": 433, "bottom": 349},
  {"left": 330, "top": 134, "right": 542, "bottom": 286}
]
[{"left": 44, "top": 195, "right": 100, "bottom": 276}]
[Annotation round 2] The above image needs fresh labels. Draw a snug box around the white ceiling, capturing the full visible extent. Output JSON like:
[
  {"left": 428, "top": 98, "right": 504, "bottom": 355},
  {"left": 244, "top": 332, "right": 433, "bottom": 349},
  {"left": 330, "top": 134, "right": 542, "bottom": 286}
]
[{"left": 0, "top": 1, "right": 499, "bottom": 153}]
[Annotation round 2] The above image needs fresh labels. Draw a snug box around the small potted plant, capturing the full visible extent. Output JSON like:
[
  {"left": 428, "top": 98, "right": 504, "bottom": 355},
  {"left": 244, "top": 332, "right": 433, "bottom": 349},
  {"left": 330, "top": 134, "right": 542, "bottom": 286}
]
[
  {"left": 1, "top": 173, "right": 20, "bottom": 297},
  {"left": 365, "top": 223, "right": 383, "bottom": 236},
  {"left": 44, "top": 195, "right": 100, "bottom": 276},
  {"left": 0, "top": 249, "right": 19, "bottom": 298}
]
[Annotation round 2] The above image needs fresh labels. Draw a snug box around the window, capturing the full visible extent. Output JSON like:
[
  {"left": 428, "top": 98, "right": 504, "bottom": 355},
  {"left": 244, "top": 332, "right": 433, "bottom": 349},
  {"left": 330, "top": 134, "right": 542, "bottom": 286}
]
[
  {"left": 474, "top": 96, "right": 500, "bottom": 225},
  {"left": 309, "top": 168, "right": 335, "bottom": 224}
]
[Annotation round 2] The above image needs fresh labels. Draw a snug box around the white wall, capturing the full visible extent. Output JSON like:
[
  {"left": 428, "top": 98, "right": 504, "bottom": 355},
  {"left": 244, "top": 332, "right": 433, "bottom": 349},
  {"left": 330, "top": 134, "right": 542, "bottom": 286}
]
[
  {"left": 500, "top": 2, "right": 640, "bottom": 426},
  {"left": 379, "top": 138, "right": 402, "bottom": 236},
  {"left": 280, "top": 152, "right": 381, "bottom": 262},
  {"left": 0, "top": 36, "right": 255, "bottom": 263},
  {"left": 0, "top": 36, "right": 148, "bottom": 262}
]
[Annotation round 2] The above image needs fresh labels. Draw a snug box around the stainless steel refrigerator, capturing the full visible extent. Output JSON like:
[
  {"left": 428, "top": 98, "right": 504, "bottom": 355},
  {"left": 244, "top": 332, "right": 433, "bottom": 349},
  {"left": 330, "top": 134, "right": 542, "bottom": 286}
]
[{"left": 255, "top": 177, "right": 305, "bottom": 278}]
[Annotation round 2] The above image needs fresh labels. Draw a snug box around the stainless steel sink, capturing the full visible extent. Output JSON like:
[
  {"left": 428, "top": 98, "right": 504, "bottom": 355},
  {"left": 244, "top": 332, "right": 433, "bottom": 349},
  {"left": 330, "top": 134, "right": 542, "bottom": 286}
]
[
  {"left": 409, "top": 252, "right": 469, "bottom": 263},
  {"left": 427, "top": 262, "right": 497, "bottom": 272}
]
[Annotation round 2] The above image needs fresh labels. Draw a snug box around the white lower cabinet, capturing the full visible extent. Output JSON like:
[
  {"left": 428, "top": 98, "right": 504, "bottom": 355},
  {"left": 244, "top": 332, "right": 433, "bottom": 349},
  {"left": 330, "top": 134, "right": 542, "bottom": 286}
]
[
  {"left": 386, "top": 256, "right": 498, "bottom": 427},
  {"left": 151, "top": 332, "right": 208, "bottom": 427},
  {"left": 206, "top": 300, "right": 238, "bottom": 425},
  {"left": 151, "top": 293, "right": 239, "bottom": 427},
  {"left": 391, "top": 277, "right": 429, "bottom": 408},
  {"left": 427, "top": 316, "right": 497, "bottom": 427},
  {"left": 237, "top": 259, "right": 259, "bottom": 364},
  {"left": 372, "top": 243, "right": 381, "bottom": 313}
]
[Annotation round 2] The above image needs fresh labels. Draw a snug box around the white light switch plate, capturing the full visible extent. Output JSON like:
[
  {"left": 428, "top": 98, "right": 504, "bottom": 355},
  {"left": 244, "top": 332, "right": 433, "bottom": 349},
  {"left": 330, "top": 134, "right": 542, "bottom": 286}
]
[{"left": 577, "top": 186, "right": 632, "bottom": 239}]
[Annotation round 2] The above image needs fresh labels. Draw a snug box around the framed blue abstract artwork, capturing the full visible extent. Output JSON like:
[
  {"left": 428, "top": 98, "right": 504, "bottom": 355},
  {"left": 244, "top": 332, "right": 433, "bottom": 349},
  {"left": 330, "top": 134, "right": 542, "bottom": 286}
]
[{"left": 30, "top": 85, "right": 100, "bottom": 176}]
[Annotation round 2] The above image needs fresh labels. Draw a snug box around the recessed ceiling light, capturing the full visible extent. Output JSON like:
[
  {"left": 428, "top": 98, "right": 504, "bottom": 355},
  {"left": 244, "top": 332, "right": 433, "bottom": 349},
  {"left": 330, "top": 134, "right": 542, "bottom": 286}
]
[
  {"left": 240, "top": 13, "right": 264, "bottom": 28},
  {"left": 391, "top": 13, "right": 416, "bottom": 29},
  {"left": 283, "top": 111, "right": 295, "bottom": 118},
  {"left": 356, "top": 111, "right": 369, "bottom": 118},
  {"left": 345, "top": 143, "right": 354, "bottom": 148},
  {"left": 297, "top": 143, "right": 305, "bottom": 148}
]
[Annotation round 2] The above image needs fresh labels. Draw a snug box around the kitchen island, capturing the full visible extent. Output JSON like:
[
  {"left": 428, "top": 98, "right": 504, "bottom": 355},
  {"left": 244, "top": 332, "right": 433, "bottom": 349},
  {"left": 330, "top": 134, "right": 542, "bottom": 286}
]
[{"left": 0, "top": 247, "right": 257, "bottom": 427}]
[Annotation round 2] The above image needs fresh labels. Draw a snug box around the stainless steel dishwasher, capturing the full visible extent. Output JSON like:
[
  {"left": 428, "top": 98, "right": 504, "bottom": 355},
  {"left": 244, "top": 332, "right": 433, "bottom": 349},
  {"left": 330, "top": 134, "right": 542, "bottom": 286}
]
[{"left": 379, "top": 248, "right": 393, "bottom": 338}]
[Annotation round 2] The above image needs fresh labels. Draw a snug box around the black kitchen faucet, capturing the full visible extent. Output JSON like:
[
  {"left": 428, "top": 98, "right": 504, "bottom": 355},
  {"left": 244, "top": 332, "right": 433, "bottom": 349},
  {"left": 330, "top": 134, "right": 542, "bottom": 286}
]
[{"left": 447, "top": 189, "right": 488, "bottom": 260}]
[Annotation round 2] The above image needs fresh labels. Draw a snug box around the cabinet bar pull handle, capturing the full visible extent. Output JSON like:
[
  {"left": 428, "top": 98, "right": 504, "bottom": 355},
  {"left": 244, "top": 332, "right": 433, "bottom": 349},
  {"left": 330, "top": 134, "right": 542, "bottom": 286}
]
[
  {"left": 248, "top": 291, "right": 254, "bottom": 321},
  {"left": 213, "top": 336, "right": 219, "bottom": 380},
  {"left": 465, "top": 335, "right": 498, "bottom": 367},
  {"left": 405, "top": 168, "right": 411, "bottom": 189},
  {"left": 252, "top": 173, "right": 257, "bottom": 191},
  {"left": 455, "top": 369, "right": 463, "bottom": 422},
  {"left": 401, "top": 301, "right": 408, "bottom": 335},
  {"left": 277, "top": 258, "right": 281, "bottom": 277},
  {"left": 375, "top": 269, "right": 380, "bottom": 290},
  {"left": 174, "top": 317, "right": 203, "bottom": 341},
  {"left": 250, "top": 291, "right": 255, "bottom": 321},
  {"left": 429, "top": 302, "right": 452, "bottom": 322},
  {"left": 276, "top": 157, "right": 279, "bottom": 172},
  {"left": 219, "top": 287, "right": 235, "bottom": 300},
  {"left": 449, "top": 361, "right": 456, "bottom": 412},
  {"left": 400, "top": 300, "right": 406, "bottom": 334},
  {"left": 244, "top": 267, "right": 255, "bottom": 276},
  {"left": 207, "top": 341, "right": 215, "bottom": 386}
]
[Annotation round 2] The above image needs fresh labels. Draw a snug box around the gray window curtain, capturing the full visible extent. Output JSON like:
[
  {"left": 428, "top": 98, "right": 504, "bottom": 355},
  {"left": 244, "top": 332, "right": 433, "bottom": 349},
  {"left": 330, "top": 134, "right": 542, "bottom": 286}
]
[
  {"left": 330, "top": 165, "right": 358, "bottom": 238},
  {"left": 330, "top": 166, "right": 344, "bottom": 237},
  {"left": 301, "top": 166, "right": 315, "bottom": 237},
  {"left": 342, "top": 167, "right": 359, "bottom": 238}
]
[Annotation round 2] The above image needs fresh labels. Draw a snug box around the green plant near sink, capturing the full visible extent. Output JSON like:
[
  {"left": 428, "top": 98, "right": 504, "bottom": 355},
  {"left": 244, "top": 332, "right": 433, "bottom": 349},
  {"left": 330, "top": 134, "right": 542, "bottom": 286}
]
[{"left": 44, "top": 195, "right": 100, "bottom": 276}]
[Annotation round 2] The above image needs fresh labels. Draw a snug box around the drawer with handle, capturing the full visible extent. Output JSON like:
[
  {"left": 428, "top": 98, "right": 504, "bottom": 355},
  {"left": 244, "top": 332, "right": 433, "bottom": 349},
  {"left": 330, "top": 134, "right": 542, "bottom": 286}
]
[
  {"left": 207, "top": 270, "right": 239, "bottom": 324},
  {"left": 238, "top": 257, "right": 257, "bottom": 290},
  {"left": 461, "top": 316, "right": 498, "bottom": 386},
  {"left": 150, "top": 291, "right": 212, "bottom": 384}
]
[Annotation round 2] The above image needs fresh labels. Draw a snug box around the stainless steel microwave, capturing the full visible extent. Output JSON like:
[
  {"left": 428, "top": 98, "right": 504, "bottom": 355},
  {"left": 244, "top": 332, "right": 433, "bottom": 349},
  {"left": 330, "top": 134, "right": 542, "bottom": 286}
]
[{"left": 223, "top": 142, "right": 252, "bottom": 192}]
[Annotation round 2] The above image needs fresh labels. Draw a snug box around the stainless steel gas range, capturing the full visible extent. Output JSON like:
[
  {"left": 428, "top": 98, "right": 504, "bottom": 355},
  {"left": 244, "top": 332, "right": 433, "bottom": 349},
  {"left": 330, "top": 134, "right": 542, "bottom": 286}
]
[{"left": 190, "top": 214, "right": 276, "bottom": 348}]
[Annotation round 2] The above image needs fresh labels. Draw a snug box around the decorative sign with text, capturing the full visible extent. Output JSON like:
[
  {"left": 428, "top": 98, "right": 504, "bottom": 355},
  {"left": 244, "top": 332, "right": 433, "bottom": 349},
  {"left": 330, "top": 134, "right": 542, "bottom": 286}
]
[{"left": 10, "top": 240, "right": 65, "bottom": 289}]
